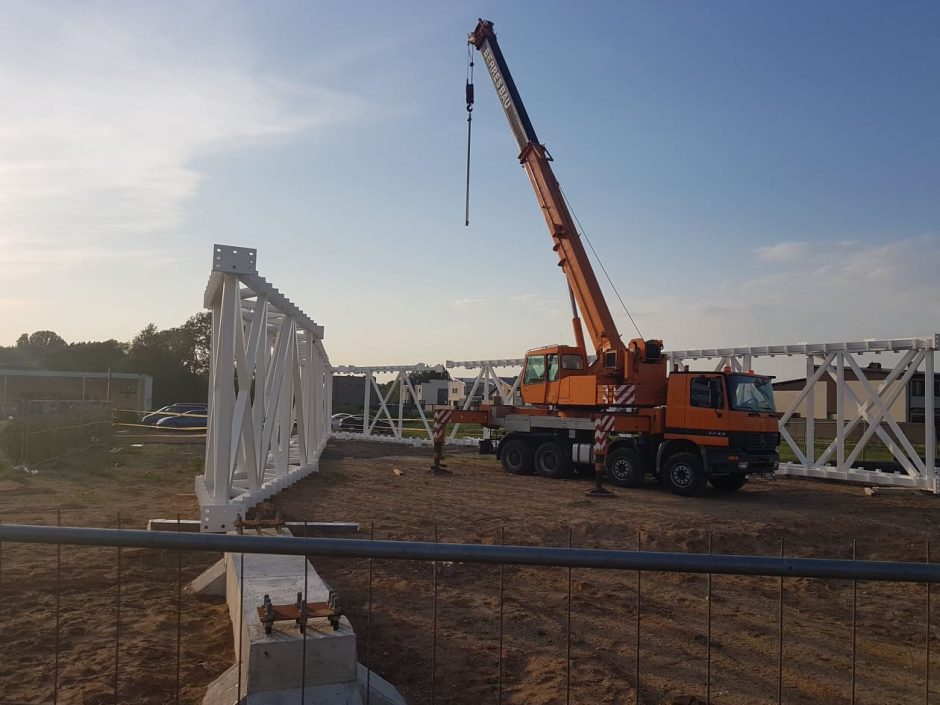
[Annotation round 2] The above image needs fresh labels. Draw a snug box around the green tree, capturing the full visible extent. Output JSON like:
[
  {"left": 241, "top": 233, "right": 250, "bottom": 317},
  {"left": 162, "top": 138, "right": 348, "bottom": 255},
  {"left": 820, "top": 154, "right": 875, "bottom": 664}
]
[
  {"left": 28, "top": 330, "right": 66, "bottom": 348},
  {"left": 409, "top": 369, "right": 450, "bottom": 386},
  {"left": 180, "top": 311, "right": 212, "bottom": 376},
  {"left": 44, "top": 340, "right": 128, "bottom": 372},
  {"left": 126, "top": 322, "right": 209, "bottom": 407}
]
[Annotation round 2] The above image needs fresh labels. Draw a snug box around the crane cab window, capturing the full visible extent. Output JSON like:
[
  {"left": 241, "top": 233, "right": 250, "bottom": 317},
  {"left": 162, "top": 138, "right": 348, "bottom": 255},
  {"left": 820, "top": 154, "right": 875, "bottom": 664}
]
[
  {"left": 690, "top": 376, "right": 724, "bottom": 409},
  {"left": 524, "top": 355, "right": 546, "bottom": 384},
  {"left": 547, "top": 354, "right": 559, "bottom": 382},
  {"left": 561, "top": 354, "right": 585, "bottom": 371}
]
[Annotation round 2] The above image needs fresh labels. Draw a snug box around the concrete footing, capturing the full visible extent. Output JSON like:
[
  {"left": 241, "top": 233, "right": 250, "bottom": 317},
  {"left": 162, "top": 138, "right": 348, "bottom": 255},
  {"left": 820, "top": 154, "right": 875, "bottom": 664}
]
[
  {"left": 202, "top": 663, "right": 404, "bottom": 705},
  {"left": 198, "top": 529, "right": 405, "bottom": 705},
  {"left": 191, "top": 558, "right": 227, "bottom": 597}
]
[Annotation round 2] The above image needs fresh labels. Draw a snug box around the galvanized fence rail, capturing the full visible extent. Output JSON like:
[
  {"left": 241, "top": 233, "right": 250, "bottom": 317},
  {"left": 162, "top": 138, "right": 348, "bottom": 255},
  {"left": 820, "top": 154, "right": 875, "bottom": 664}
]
[{"left": 0, "top": 522, "right": 938, "bottom": 705}]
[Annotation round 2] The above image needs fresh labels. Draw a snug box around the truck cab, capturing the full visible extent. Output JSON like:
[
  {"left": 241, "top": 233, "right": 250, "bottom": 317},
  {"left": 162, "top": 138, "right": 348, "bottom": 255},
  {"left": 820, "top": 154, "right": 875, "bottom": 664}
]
[{"left": 656, "top": 371, "right": 780, "bottom": 494}]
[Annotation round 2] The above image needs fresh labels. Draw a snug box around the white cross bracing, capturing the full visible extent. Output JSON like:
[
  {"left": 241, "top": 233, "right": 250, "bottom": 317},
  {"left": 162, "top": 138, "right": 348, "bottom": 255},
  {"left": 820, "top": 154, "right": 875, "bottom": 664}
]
[
  {"left": 331, "top": 363, "right": 477, "bottom": 446},
  {"left": 197, "top": 244, "right": 332, "bottom": 532},
  {"left": 445, "top": 359, "right": 524, "bottom": 440},
  {"left": 668, "top": 335, "right": 939, "bottom": 491}
]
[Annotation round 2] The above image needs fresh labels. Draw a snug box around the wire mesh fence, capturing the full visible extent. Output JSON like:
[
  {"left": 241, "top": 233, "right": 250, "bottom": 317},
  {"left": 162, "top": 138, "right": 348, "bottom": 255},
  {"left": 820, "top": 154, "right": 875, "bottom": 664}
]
[
  {"left": 1, "top": 519, "right": 939, "bottom": 705},
  {"left": 0, "top": 403, "right": 114, "bottom": 467}
]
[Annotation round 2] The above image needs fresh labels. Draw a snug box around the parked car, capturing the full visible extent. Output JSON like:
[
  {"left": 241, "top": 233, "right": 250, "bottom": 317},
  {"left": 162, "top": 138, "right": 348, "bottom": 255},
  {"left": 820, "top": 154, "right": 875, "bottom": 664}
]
[
  {"left": 331, "top": 413, "right": 354, "bottom": 431},
  {"left": 143, "top": 403, "right": 208, "bottom": 429},
  {"left": 154, "top": 408, "right": 208, "bottom": 430},
  {"left": 338, "top": 415, "right": 394, "bottom": 436}
]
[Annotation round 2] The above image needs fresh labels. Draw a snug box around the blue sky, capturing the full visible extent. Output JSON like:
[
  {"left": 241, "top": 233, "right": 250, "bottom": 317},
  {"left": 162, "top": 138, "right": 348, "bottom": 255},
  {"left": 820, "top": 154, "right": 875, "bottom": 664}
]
[{"left": 1, "top": 1, "right": 937, "bottom": 373}]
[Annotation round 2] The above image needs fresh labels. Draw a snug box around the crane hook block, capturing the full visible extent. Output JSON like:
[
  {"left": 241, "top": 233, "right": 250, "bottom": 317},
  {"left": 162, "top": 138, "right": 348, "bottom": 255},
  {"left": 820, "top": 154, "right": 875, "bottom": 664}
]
[{"left": 465, "top": 82, "right": 474, "bottom": 110}]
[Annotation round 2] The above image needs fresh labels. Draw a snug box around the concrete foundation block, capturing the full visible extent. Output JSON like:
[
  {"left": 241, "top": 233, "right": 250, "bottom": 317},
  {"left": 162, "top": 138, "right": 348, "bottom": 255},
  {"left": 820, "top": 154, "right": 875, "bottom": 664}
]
[
  {"left": 148, "top": 518, "right": 202, "bottom": 532},
  {"left": 204, "top": 525, "right": 405, "bottom": 705},
  {"left": 191, "top": 558, "right": 227, "bottom": 597},
  {"left": 357, "top": 663, "right": 407, "bottom": 705},
  {"left": 224, "top": 534, "right": 358, "bottom": 692},
  {"left": 203, "top": 663, "right": 407, "bottom": 705},
  {"left": 203, "top": 663, "right": 364, "bottom": 705}
]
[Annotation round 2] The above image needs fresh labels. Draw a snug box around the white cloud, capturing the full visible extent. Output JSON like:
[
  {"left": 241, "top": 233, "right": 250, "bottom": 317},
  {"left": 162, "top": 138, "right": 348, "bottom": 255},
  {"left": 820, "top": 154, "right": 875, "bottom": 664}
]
[
  {"left": 453, "top": 298, "right": 486, "bottom": 307},
  {"left": 0, "top": 3, "right": 368, "bottom": 273},
  {"left": 754, "top": 237, "right": 931, "bottom": 285},
  {"left": 754, "top": 241, "right": 811, "bottom": 263}
]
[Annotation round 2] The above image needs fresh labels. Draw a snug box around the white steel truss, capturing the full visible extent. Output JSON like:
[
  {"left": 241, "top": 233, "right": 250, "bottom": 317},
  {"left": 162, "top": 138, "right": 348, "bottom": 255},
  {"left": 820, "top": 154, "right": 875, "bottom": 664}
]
[
  {"left": 332, "top": 364, "right": 441, "bottom": 443},
  {"left": 330, "top": 361, "right": 523, "bottom": 445},
  {"left": 197, "top": 244, "right": 332, "bottom": 532},
  {"left": 669, "top": 335, "right": 939, "bottom": 491},
  {"left": 332, "top": 337, "right": 936, "bottom": 490},
  {"left": 445, "top": 359, "right": 524, "bottom": 439}
]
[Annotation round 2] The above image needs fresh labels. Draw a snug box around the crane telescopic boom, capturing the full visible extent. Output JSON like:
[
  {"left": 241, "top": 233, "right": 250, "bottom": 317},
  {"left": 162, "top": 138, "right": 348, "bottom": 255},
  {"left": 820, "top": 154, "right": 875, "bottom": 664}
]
[{"left": 469, "top": 20, "right": 626, "bottom": 356}]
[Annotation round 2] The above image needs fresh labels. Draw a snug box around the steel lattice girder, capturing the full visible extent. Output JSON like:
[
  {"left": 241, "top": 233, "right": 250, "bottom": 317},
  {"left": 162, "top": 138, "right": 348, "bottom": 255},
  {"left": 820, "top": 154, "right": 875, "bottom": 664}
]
[{"left": 197, "top": 245, "right": 332, "bottom": 532}]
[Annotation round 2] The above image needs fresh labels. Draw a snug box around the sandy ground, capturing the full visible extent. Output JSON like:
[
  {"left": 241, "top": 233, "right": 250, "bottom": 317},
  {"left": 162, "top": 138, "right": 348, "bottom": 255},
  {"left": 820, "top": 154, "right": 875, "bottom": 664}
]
[
  {"left": 0, "top": 440, "right": 231, "bottom": 705},
  {"left": 272, "top": 440, "right": 940, "bottom": 705},
  {"left": 3, "top": 437, "right": 940, "bottom": 705}
]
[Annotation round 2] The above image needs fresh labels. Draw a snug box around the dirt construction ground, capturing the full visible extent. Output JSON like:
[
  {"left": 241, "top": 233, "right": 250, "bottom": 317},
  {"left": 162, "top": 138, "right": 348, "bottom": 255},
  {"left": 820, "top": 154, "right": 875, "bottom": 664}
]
[
  {"left": 275, "top": 440, "right": 940, "bottom": 705},
  {"left": 3, "top": 437, "right": 940, "bottom": 705}
]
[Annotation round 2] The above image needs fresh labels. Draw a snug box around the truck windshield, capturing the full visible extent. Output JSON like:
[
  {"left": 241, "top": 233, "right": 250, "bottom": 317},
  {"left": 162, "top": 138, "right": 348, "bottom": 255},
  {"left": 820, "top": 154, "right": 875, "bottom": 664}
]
[{"left": 727, "top": 375, "right": 776, "bottom": 413}]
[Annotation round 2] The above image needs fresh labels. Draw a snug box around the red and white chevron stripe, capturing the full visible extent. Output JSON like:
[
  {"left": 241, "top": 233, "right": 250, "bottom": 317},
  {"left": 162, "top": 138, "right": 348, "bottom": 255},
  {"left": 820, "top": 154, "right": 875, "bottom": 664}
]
[
  {"left": 593, "top": 414, "right": 615, "bottom": 455},
  {"left": 602, "top": 384, "right": 636, "bottom": 406},
  {"left": 614, "top": 384, "right": 636, "bottom": 405},
  {"left": 432, "top": 409, "right": 452, "bottom": 443}
]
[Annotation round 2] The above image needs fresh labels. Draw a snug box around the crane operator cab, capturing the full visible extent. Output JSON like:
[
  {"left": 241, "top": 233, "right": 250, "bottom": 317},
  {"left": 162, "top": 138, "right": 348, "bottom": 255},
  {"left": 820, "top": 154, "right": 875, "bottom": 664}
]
[{"left": 519, "top": 337, "right": 669, "bottom": 408}]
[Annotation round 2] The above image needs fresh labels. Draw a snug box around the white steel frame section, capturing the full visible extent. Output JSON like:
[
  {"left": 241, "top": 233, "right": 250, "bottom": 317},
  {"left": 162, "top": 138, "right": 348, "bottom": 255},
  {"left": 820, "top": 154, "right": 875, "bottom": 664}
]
[
  {"left": 197, "top": 244, "right": 332, "bottom": 532},
  {"left": 332, "top": 364, "right": 442, "bottom": 443},
  {"left": 445, "top": 359, "right": 524, "bottom": 439},
  {"left": 668, "top": 335, "right": 939, "bottom": 491}
]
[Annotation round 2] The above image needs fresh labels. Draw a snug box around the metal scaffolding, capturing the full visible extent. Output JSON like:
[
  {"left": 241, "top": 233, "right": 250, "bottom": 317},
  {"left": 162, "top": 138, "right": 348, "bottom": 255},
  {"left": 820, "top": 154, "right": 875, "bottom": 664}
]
[
  {"left": 197, "top": 244, "right": 332, "bottom": 531},
  {"left": 668, "top": 335, "right": 939, "bottom": 491}
]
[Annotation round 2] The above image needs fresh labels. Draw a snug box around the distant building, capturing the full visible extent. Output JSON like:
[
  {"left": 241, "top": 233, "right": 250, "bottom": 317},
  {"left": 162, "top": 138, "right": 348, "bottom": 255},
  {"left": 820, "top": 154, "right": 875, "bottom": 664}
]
[
  {"left": 332, "top": 375, "right": 367, "bottom": 410},
  {"left": 414, "top": 379, "right": 450, "bottom": 410},
  {"left": 0, "top": 368, "right": 153, "bottom": 416},
  {"left": 772, "top": 362, "right": 939, "bottom": 425}
]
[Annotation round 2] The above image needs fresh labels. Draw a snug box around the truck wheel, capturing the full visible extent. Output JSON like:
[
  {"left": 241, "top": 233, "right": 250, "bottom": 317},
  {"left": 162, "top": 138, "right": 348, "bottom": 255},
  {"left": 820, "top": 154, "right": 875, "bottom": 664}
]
[
  {"left": 605, "top": 446, "right": 645, "bottom": 487},
  {"left": 534, "top": 441, "right": 571, "bottom": 479},
  {"left": 709, "top": 474, "right": 748, "bottom": 492},
  {"left": 664, "top": 452, "right": 705, "bottom": 497},
  {"left": 500, "top": 439, "right": 533, "bottom": 475}
]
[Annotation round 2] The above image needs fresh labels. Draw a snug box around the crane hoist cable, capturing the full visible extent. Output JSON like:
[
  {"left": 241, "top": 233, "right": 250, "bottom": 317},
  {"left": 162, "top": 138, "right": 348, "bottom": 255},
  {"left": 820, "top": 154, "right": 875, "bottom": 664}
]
[
  {"left": 464, "top": 44, "right": 475, "bottom": 226},
  {"left": 560, "top": 186, "right": 644, "bottom": 340}
]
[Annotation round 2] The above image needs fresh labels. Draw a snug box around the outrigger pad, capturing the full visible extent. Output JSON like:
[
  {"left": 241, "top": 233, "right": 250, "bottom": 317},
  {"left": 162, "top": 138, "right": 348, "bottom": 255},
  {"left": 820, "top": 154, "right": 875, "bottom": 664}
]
[{"left": 585, "top": 486, "right": 616, "bottom": 498}]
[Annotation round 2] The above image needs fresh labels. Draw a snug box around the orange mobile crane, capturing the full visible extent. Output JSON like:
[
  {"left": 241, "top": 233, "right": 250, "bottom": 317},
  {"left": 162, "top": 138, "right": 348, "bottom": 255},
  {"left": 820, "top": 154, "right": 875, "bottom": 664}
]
[{"left": 431, "top": 19, "right": 780, "bottom": 496}]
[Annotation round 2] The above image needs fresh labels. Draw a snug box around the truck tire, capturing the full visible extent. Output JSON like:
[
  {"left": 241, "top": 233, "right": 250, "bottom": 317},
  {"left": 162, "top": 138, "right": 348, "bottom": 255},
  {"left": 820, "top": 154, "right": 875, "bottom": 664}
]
[
  {"left": 534, "top": 441, "right": 571, "bottom": 479},
  {"left": 605, "top": 446, "right": 645, "bottom": 487},
  {"left": 500, "top": 438, "right": 534, "bottom": 475},
  {"left": 709, "top": 474, "right": 748, "bottom": 492},
  {"left": 664, "top": 452, "right": 705, "bottom": 497}
]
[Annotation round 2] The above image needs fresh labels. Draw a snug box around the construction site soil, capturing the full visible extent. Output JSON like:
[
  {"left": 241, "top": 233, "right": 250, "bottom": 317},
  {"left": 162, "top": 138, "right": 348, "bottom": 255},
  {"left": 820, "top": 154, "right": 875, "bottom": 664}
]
[
  {"left": 0, "top": 441, "right": 231, "bottom": 705},
  {"left": 277, "top": 440, "right": 940, "bottom": 705},
  {"left": 3, "top": 437, "right": 940, "bottom": 705}
]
